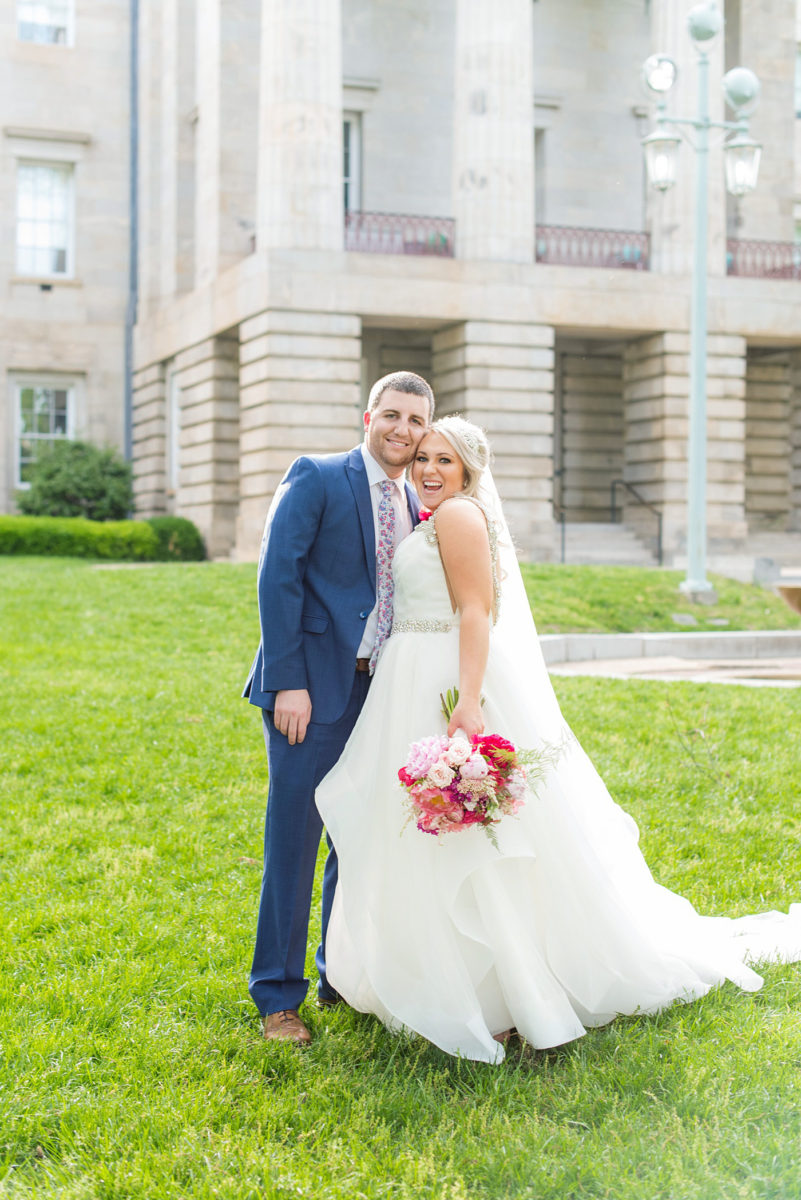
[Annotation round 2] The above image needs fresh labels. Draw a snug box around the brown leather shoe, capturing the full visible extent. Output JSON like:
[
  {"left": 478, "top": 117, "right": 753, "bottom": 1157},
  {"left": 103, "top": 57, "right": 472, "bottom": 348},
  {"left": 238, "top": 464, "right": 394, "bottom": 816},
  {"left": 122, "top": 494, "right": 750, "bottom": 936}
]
[{"left": 262, "top": 1009, "right": 312, "bottom": 1045}]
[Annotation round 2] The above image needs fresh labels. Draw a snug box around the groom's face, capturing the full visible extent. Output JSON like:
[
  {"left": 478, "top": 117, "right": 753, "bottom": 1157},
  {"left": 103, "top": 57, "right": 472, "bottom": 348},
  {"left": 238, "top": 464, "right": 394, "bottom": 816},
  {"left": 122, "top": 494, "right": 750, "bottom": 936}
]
[{"left": 363, "top": 389, "right": 430, "bottom": 477}]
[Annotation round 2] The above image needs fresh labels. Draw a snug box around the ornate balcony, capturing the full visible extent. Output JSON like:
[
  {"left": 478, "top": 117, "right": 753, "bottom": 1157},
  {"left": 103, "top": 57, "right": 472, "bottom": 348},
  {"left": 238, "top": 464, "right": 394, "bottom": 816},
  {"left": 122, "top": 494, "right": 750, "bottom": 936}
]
[
  {"left": 535, "top": 225, "right": 650, "bottom": 271},
  {"left": 726, "top": 238, "right": 801, "bottom": 280},
  {"left": 344, "top": 211, "right": 455, "bottom": 257}
]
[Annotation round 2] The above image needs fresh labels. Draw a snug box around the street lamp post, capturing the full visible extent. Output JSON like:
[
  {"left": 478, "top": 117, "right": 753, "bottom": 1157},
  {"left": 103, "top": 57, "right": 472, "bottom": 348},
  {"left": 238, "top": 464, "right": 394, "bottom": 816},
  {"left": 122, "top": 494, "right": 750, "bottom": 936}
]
[{"left": 641, "top": 3, "right": 761, "bottom": 601}]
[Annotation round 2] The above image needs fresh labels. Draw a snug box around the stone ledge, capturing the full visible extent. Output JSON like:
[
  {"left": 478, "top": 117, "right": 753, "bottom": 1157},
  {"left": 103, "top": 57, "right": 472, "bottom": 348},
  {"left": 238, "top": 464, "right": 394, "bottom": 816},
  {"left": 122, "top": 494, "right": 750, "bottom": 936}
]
[{"left": 539, "top": 629, "right": 801, "bottom": 665}]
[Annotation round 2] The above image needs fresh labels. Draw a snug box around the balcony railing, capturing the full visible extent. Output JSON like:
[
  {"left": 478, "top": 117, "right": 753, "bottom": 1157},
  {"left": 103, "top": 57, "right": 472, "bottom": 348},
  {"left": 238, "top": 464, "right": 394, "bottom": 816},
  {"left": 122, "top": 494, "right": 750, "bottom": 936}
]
[
  {"left": 536, "top": 224, "right": 650, "bottom": 271},
  {"left": 727, "top": 238, "right": 801, "bottom": 280},
  {"left": 344, "top": 211, "right": 455, "bottom": 257}
]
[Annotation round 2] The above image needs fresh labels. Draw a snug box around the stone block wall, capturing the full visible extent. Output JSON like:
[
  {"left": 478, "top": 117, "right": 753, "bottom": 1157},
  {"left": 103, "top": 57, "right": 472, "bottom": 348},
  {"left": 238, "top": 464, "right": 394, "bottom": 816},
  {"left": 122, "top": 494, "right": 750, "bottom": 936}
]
[
  {"left": 790, "top": 349, "right": 801, "bottom": 532},
  {"left": 170, "top": 333, "right": 240, "bottom": 558},
  {"left": 431, "top": 320, "right": 555, "bottom": 557},
  {"left": 235, "top": 309, "right": 363, "bottom": 559},
  {"left": 132, "top": 362, "right": 167, "bottom": 517},
  {"left": 623, "top": 332, "right": 747, "bottom": 559},
  {"left": 744, "top": 349, "right": 792, "bottom": 530}
]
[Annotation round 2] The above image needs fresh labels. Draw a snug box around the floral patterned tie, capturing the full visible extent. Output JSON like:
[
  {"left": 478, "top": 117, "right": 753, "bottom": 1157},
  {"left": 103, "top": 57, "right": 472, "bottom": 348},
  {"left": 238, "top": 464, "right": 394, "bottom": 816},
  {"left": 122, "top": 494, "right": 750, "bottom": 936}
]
[{"left": 369, "top": 479, "right": 397, "bottom": 674}]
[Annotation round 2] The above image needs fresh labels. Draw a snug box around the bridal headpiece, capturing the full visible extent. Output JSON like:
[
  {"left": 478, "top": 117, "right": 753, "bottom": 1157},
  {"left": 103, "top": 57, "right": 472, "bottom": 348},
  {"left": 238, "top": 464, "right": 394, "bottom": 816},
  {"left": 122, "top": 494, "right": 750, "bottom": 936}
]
[{"left": 428, "top": 416, "right": 490, "bottom": 498}]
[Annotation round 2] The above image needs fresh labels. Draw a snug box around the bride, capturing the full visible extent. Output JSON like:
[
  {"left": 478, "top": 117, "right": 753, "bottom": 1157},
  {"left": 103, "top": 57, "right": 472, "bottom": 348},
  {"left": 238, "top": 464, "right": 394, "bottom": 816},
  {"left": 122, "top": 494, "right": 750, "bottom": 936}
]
[{"left": 316, "top": 416, "right": 801, "bottom": 1063}]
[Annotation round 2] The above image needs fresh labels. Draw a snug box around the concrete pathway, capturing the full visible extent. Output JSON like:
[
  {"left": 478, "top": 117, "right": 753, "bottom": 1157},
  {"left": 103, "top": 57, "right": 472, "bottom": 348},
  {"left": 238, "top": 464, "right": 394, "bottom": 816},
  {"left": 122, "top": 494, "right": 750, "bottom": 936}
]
[{"left": 540, "top": 631, "right": 801, "bottom": 688}]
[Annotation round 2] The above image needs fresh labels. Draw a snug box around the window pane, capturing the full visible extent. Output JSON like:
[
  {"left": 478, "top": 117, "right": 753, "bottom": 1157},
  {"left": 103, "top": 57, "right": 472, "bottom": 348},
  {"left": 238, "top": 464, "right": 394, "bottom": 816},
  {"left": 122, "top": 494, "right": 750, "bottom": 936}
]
[
  {"left": 17, "top": 1, "right": 71, "bottom": 44},
  {"left": 16, "top": 383, "right": 72, "bottom": 485},
  {"left": 16, "top": 162, "right": 72, "bottom": 277}
]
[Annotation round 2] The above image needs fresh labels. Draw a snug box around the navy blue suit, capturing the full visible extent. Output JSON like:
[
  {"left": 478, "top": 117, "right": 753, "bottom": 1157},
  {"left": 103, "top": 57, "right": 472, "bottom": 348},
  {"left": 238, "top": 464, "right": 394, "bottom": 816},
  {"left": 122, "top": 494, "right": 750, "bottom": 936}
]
[{"left": 243, "top": 446, "right": 420, "bottom": 1015}]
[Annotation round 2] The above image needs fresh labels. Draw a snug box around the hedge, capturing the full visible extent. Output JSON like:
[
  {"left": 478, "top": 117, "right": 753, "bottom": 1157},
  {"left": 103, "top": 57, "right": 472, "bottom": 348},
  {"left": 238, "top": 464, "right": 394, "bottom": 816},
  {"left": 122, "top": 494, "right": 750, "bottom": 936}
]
[
  {"left": 0, "top": 516, "right": 158, "bottom": 561},
  {"left": 145, "top": 516, "right": 206, "bottom": 561}
]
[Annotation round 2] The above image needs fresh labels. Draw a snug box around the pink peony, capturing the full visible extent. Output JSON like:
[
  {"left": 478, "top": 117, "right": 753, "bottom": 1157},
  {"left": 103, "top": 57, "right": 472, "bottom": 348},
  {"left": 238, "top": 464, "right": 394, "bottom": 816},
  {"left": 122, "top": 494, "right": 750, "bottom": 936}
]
[
  {"left": 460, "top": 753, "right": 490, "bottom": 780},
  {"left": 404, "top": 735, "right": 450, "bottom": 780}
]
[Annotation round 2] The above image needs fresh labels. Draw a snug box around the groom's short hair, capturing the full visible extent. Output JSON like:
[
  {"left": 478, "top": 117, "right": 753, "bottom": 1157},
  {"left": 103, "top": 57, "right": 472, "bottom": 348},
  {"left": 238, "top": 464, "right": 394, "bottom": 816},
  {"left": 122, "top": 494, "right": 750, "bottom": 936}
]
[{"left": 367, "top": 372, "right": 435, "bottom": 422}]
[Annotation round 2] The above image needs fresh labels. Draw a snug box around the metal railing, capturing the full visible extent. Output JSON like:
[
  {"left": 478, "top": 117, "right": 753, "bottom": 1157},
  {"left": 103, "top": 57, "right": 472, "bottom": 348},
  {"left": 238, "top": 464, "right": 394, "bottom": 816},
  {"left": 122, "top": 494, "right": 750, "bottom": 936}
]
[
  {"left": 726, "top": 238, "right": 801, "bottom": 280},
  {"left": 536, "top": 225, "right": 650, "bottom": 271},
  {"left": 610, "top": 479, "right": 663, "bottom": 566},
  {"left": 344, "top": 211, "right": 455, "bottom": 257}
]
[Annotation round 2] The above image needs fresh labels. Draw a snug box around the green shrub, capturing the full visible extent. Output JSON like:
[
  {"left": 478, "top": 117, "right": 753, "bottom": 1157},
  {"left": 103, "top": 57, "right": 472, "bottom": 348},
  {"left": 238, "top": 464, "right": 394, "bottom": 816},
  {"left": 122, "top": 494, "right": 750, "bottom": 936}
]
[
  {"left": 0, "top": 516, "right": 158, "bottom": 560},
  {"left": 17, "top": 440, "right": 133, "bottom": 521},
  {"left": 145, "top": 516, "right": 206, "bottom": 561}
]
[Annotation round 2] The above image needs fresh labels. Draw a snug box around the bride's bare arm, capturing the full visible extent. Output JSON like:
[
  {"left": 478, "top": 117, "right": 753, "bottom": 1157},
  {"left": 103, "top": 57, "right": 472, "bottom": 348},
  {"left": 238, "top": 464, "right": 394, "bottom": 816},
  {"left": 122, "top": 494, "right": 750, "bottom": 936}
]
[{"left": 434, "top": 500, "right": 493, "bottom": 739}]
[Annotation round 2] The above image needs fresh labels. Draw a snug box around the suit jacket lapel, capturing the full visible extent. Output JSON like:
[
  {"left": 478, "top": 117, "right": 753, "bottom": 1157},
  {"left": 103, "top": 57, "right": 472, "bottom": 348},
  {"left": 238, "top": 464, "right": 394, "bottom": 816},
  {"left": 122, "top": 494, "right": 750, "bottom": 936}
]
[
  {"left": 405, "top": 480, "right": 421, "bottom": 527},
  {"left": 346, "top": 446, "right": 377, "bottom": 591}
]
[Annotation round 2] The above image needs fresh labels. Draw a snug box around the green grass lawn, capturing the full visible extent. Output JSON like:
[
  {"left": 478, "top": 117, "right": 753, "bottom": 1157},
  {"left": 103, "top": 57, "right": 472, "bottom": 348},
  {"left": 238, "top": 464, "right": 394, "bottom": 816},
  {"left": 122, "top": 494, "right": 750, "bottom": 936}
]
[
  {"left": 520, "top": 564, "right": 801, "bottom": 634},
  {"left": 2, "top": 558, "right": 801, "bottom": 1199}
]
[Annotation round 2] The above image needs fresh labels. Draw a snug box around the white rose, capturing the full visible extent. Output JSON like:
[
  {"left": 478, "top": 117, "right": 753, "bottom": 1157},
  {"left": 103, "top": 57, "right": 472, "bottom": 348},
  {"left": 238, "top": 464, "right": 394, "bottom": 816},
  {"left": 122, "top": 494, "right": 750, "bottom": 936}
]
[
  {"left": 444, "top": 737, "right": 472, "bottom": 767},
  {"left": 428, "top": 760, "right": 455, "bottom": 788}
]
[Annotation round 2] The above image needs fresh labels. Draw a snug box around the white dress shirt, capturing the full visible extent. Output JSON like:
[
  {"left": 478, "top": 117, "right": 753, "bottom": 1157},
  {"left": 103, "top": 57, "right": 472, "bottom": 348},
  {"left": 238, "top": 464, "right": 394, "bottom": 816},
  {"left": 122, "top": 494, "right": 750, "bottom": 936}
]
[{"left": 356, "top": 442, "right": 413, "bottom": 660}]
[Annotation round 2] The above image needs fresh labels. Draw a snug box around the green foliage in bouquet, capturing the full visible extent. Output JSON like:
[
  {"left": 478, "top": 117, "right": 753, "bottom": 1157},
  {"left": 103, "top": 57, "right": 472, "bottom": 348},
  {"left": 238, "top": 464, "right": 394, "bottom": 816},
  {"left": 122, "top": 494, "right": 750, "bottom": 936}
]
[{"left": 440, "top": 686, "right": 486, "bottom": 723}]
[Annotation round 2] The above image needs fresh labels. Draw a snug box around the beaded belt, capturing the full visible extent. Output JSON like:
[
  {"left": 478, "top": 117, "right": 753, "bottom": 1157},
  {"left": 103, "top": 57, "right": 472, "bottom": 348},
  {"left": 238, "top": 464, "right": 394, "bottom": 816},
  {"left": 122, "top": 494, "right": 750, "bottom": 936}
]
[{"left": 391, "top": 618, "right": 454, "bottom": 633}]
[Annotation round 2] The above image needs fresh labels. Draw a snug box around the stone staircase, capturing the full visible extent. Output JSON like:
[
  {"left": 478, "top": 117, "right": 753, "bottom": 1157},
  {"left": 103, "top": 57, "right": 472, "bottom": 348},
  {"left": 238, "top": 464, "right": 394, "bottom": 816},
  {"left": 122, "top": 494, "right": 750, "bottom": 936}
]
[{"left": 558, "top": 522, "right": 658, "bottom": 567}]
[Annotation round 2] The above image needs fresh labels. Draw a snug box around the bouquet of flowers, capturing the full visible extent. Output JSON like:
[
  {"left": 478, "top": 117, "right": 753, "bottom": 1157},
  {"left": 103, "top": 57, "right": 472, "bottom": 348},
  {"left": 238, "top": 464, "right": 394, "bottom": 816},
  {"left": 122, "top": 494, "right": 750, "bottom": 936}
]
[{"left": 398, "top": 690, "right": 556, "bottom": 845}]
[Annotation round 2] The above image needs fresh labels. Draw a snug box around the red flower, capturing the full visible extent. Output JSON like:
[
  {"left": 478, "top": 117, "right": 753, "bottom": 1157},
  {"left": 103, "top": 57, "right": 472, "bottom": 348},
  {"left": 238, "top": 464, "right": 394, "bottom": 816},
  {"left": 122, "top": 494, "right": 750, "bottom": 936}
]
[{"left": 418, "top": 510, "right": 432, "bottom": 522}]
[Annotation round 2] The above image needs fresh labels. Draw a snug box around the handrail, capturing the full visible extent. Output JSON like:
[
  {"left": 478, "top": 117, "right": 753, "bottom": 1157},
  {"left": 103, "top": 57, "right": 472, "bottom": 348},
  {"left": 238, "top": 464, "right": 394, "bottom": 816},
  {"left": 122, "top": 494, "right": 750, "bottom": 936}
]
[{"left": 610, "top": 479, "right": 663, "bottom": 566}]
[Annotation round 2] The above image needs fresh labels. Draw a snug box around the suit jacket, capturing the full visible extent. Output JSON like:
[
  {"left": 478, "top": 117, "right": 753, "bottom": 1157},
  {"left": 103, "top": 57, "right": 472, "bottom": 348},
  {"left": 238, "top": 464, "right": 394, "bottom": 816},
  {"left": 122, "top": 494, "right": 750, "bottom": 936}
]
[{"left": 242, "top": 446, "right": 421, "bottom": 725}]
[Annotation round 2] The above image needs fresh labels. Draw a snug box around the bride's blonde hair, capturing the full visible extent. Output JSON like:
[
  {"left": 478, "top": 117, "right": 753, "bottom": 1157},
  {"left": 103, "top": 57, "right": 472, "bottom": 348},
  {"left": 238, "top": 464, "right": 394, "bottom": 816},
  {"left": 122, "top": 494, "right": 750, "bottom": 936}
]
[{"left": 428, "top": 416, "right": 490, "bottom": 497}]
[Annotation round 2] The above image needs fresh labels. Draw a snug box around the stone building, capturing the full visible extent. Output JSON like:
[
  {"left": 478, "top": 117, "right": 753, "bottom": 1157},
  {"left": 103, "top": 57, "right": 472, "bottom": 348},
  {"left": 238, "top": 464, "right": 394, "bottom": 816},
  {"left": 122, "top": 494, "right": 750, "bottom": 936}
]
[
  {"left": 6, "top": 1, "right": 801, "bottom": 570},
  {"left": 0, "top": 1, "right": 130, "bottom": 513}
]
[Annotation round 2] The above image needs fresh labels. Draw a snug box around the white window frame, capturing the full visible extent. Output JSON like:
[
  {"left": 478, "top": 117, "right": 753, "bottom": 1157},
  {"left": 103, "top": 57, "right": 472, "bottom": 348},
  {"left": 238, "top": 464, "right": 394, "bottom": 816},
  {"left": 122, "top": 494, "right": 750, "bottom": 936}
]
[
  {"left": 16, "top": 159, "right": 75, "bottom": 279},
  {"left": 14, "top": 376, "right": 77, "bottom": 488},
  {"left": 17, "top": 0, "right": 74, "bottom": 46},
  {"left": 343, "top": 111, "right": 362, "bottom": 214}
]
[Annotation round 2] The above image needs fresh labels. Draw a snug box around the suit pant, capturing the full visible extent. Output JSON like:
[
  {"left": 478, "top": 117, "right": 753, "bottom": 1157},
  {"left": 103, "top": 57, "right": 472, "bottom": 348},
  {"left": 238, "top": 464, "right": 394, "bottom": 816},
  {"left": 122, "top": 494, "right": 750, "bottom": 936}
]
[{"left": 249, "top": 670, "right": 371, "bottom": 1016}]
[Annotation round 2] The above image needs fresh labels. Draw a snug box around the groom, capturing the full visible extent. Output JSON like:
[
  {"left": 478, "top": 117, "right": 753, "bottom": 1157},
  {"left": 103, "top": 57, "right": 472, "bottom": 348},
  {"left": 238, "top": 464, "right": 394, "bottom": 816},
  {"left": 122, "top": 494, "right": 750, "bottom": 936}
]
[{"left": 243, "top": 370, "right": 434, "bottom": 1044}]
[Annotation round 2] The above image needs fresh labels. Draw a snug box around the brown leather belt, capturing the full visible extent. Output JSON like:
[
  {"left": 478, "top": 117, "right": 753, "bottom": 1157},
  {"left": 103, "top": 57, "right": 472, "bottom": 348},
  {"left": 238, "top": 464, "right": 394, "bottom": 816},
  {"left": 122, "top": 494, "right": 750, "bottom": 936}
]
[{"left": 355, "top": 658, "right": 371, "bottom": 673}]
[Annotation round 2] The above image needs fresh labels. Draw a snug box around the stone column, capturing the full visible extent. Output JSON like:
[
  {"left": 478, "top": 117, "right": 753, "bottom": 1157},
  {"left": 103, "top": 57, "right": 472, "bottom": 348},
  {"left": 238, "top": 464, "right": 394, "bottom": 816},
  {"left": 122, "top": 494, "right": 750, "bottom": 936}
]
[
  {"left": 431, "top": 321, "right": 555, "bottom": 558},
  {"left": 745, "top": 350, "right": 792, "bottom": 530},
  {"left": 706, "top": 334, "right": 747, "bottom": 546},
  {"left": 195, "top": 0, "right": 261, "bottom": 285},
  {"left": 132, "top": 361, "right": 167, "bottom": 516},
  {"left": 647, "top": 0, "right": 726, "bottom": 276},
  {"left": 137, "top": 0, "right": 162, "bottom": 316},
  {"left": 257, "top": 0, "right": 344, "bottom": 251},
  {"left": 235, "top": 311, "right": 362, "bottom": 559},
  {"left": 733, "top": 0, "right": 795, "bottom": 242},
  {"left": 452, "top": 0, "right": 534, "bottom": 262},
  {"left": 159, "top": 0, "right": 196, "bottom": 297},
  {"left": 170, "top": 335, "right": 240, "bottom": 557},
  {"left": 623, "top": 332, "right": 746, "bottom": 562},
  {"left": 789, "top": 349, "right": 801, "bottom": 532}
]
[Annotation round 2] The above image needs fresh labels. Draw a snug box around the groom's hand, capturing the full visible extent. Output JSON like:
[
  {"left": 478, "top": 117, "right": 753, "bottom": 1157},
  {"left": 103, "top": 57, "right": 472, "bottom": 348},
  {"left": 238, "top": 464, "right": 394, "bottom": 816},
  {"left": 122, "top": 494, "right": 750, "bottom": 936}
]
[{"left": 274, "top": 689, "right": 312, "bottom": 746}]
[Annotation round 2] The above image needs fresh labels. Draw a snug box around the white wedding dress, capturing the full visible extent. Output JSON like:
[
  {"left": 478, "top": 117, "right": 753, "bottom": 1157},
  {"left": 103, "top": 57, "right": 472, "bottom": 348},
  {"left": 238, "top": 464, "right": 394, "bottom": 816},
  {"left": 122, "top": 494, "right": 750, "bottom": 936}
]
[{"left": 316, "top": 499, "right": 801, "bottom": 1064}]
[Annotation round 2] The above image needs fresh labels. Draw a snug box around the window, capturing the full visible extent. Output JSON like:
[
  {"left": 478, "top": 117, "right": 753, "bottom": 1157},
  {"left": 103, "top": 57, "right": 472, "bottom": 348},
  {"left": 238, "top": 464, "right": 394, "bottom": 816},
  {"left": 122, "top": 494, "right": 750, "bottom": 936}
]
[
  {"left": 17, "top": 0, "right": 72, "bottom": 44},
  {"left": 16, "top": 162, "right": 74, "bottom": 277},
  {"left": 343, "top": 113, "right": 362, "bottom": 214},
  {"left": 16, "top": 382, "right": 74, "bottom": 485}
]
